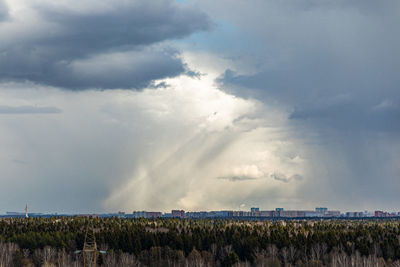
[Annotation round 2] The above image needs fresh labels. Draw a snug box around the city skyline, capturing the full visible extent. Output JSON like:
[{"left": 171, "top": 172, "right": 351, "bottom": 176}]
[
  {"left": 0, "top": 0, "right": 400, "bottom": 213},
  {"left": 3, "top": 205, "right": 400, "bottom": 218}
]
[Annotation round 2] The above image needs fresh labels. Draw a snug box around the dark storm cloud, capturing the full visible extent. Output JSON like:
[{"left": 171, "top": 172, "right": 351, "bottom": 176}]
[
  {"left": 0, "top": 105, "right": 62, "bottom": 114},
  {"left": 290, "top": 102, "right": 400, "bottom": 132},
  {"left": 217, "top": 0, "right": 400, "bottom": 132},
  {"left": 221, "top": 68, "right": 400, "bottom": 132},
  {"left": 0, "top": 0, "right": 211, "bottom": 89},
  {"left": 13, "top": 46, "right": 186, "bottom": 90}
]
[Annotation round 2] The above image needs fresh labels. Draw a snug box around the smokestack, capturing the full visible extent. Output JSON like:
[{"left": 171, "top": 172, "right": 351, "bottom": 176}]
[{"left": 25, "top": 204, "right": 28, "bottom": 218}]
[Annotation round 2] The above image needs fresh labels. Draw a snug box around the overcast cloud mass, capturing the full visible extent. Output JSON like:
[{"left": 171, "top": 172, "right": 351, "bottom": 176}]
[
  {"left": 0, "top": 0, "right": 210, "bottom": 89},
  {"left": 0, "top": 0, "right": 7, "bottom": 21},
  {"left": 0, "top": 0, "right": 399, "bottom": 213}
]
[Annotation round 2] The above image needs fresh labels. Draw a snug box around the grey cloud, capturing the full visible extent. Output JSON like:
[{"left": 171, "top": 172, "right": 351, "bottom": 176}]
[
  {"left": 271, "top": 173, "right": 302, "bottom": 183},
  {"left": 0, "top": 0, "right": 211, "bottom": 89},
  {"left": 221, "top": 67, "right": 400, "bottom": 131},
  {"left": 185, "top": 70, "right": 203, "bottom": 79},
  {"left": 217, "top": 176, "right": 256, "bottom": 182},
  {"left": 0, "top": 105, "right": 62, "bottom": 114},
  {"left": 12, "top": 159, "right": 28, "bottom": 165}
]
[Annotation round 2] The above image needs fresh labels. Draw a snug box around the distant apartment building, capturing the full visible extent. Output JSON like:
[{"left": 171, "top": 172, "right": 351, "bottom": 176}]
[
  {"left": 325, "top": 210, "right": 341, "bottom": 217},
  {"left": 274, "top": 208, "right": 284, "bottom": 217},
  {"left": 260, "top": 210, "right": 274, "bottom": 217},
  {"left": 132, "top": 211, "right": 147, "bottom": 218},
  {"left": 171, "top": 210, "right": 185, "bottom": 218},
  {"left": 250, "top": 207, "right": 260, "bottom": 216},
  {"left": 232, "top": 211, "right": 250, "bottom": 217},
  {"left": 374, "top": 210, "right": 398, "bottom": 217},
  {"left": 375, "top": 211, "right": 384, "bottom": 217},
  {"left": 279, "top": 210, "right": 300, "bottom": 217},
  {"left": 315, "top": 207, "right": 328, "bottom": 214},
  {"left": 146, "top": 212, "right": 162, "bottom": 218}
]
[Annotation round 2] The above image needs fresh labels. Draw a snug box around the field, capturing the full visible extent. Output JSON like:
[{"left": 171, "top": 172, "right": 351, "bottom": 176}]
[{"left": 1, "top": 217, "right": 400, "bottom": 266}]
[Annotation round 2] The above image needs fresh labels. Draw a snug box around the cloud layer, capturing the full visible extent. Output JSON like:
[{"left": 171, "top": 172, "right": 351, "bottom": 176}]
[
  {"left": 0, "top": 105, "right": 61, "bottom": 114},
  {"left": 0, "top": 0, "right": 210, "bottom": 89},
  {"left": 1, "top": 0, "right": 399, "bottom": 213}
]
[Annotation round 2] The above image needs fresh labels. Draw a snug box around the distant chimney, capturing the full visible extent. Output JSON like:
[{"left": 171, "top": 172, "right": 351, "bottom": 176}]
[{"left": 25, "top": 204, "right": 28, "bottom": 218}]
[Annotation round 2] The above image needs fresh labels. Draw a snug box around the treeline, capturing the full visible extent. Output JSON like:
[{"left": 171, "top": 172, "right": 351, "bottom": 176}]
[{"left": 1, "top": 217, "right": 400, "bottom": 266}]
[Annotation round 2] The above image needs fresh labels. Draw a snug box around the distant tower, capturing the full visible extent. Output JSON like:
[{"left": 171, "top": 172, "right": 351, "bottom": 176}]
[{"left": 25, "top": 204, "right": 28, "bottom": 218}]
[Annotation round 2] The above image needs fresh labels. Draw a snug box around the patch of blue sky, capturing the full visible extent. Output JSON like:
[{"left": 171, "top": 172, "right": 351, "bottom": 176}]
[{"left": 174, "top": 19, "right": 261, "bottom": 55}]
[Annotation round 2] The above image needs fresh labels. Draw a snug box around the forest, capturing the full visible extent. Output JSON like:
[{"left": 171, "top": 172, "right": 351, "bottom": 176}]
[{"left": 1, "top": 217, "right": 400, "bottom": 266}]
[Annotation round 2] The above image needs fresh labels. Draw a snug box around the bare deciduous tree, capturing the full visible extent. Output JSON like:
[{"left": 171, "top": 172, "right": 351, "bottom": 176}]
[{"left": 0, "top": 242, "right": 18, "bottom": 267}]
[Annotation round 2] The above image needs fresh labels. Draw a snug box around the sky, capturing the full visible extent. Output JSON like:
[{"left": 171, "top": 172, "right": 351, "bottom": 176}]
[{"left": 0, "top": 0, "right": 399, "bottom": 214}]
